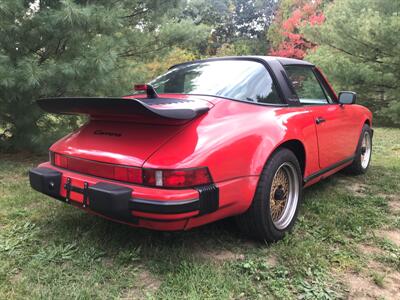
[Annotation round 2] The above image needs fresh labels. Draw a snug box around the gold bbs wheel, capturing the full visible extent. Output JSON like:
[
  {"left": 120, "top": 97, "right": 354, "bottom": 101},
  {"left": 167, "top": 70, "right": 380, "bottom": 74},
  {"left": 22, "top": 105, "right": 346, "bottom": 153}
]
[{"left": 269, "top": 162, "right": 300, "bottom": 230}]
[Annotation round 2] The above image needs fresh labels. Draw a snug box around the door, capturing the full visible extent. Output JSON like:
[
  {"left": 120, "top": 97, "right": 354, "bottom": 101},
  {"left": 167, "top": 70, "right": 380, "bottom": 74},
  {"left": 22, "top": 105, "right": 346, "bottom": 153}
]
[{"left": 284, "top": 65, "right": 359, "bottom": 169}]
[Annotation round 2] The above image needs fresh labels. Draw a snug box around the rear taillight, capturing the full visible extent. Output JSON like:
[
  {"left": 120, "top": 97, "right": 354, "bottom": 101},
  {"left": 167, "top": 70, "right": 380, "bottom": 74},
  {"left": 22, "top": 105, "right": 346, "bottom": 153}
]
[
  {"left": 50, "top": 152, "right": 212, "bottom": 188},
  {"left": 143, "top": 168, "right": 212, "bottom": 188}
]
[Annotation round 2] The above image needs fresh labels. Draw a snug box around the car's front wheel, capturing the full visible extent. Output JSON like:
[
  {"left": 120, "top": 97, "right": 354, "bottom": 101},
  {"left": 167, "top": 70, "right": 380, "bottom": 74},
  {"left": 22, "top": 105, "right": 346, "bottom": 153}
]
[
  {"left": 344, "top": 124, "right": 372, "bottom": 175},
  {"left": 236, "top": 148, "right": 302, "bottom": 242}
]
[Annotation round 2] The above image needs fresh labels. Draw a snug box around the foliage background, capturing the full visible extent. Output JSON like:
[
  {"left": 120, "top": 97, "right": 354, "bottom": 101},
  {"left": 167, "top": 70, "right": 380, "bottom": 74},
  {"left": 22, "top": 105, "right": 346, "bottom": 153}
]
[{"left": 0, "top": 0, "right": 398, "bottom": 153}]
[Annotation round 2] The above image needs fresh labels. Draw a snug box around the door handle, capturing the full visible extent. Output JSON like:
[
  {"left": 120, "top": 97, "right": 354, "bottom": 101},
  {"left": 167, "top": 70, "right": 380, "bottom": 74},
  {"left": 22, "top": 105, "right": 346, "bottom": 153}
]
[{"left": 316, "top": 117, "right": 326, "bottom": 125}]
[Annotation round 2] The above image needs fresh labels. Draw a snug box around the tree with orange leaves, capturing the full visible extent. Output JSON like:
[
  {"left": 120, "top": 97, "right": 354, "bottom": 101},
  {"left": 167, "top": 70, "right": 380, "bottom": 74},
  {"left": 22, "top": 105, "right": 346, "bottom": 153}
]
[{"left": 268, "top": 0, "right": 326, "bottom": 59}]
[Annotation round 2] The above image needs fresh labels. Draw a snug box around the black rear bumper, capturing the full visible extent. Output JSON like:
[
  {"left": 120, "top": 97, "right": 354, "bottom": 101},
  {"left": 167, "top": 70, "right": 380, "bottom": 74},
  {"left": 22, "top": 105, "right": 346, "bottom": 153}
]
[{"left": 29, "top": 167, "right": 219, "bottom": 223}]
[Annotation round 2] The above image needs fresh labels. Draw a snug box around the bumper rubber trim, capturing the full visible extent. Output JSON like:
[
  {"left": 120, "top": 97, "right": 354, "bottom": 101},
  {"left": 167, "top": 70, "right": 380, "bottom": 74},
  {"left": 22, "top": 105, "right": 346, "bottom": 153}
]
[
  {"left": 88, "top": 182, "right": 138, "bottom": 223},
  {"left": 29, "top": 167, "right": 62, "bottom": 198},
  {"left": 129, "top": 198, "right": 200, "bottom": 214}
]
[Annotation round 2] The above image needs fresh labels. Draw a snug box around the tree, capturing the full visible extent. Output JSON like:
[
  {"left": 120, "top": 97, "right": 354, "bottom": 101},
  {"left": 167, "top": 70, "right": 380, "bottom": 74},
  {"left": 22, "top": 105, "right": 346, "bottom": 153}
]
[
  {"left": 268, "top": 0, "right": 325, "bottom": 59},
  {"left": 304, "top": 0, "right": 400, "bottom": 125},
  {"left": 0, "top": 0, "right": 210, "bottom": 151},
  {"left": 135, "top": 47, "right": 197, "bottom": 82},
  {"left": 182, "top": 0, "right": 277, "bottom": 55}
]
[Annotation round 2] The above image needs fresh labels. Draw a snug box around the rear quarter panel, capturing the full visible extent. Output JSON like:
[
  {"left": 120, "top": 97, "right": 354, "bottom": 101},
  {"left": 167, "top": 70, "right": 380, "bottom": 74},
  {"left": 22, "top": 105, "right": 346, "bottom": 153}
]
[{"left": 143, "top": 99, "right": 321, "bottom": 183}]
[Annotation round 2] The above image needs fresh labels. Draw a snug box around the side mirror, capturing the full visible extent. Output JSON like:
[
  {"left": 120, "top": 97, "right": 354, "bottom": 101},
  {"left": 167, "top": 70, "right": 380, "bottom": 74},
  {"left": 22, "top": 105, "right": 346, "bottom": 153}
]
[{"left": 338, "top": 91, "right": 356, "bottom": 105}]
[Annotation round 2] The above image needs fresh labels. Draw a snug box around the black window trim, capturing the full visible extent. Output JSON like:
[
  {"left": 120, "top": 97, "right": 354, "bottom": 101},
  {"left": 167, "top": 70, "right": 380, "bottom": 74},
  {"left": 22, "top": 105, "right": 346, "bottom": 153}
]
[{"left": 167, "top": 57, "right": 288, "bottom": 107}]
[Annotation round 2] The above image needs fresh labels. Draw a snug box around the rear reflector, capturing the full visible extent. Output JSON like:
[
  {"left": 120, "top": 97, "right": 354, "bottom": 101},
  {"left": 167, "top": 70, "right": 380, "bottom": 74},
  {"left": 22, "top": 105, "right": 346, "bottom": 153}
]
[
  {"left": 50, "top": 152, "right": 142, "bottom": 184},
  {"left": 50, "top": 152, "right": 212, "bottom": 188}
]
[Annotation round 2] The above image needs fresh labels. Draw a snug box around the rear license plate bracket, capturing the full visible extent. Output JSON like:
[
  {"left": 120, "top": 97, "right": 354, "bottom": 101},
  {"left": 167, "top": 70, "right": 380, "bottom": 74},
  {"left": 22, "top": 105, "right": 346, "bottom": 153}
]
[
  {"left": 63, "top": 179, "right": 137, "bottom": 223},
  {"left": 64, "top": 178, "right": 89, "bottom": 207}
]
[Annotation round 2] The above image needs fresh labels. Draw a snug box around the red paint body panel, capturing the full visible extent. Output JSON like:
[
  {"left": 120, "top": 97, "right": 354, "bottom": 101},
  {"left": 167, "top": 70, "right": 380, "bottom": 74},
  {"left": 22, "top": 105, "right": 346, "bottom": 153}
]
[
  {"left": 307, "top": 104, "right": 362, "bottom": 169},
  {"left": 143, "top": 99, "right": 321, "bottom": 180},
  {"left": 50, "top": 120, "right": 186, "bottom": 166},
  {"left": 33, "top": 57, "right": 373, "bottom": 231}
]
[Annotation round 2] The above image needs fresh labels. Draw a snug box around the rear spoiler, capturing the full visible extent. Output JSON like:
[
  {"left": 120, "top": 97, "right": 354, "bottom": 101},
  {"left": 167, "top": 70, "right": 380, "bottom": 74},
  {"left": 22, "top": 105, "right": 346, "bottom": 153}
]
[{"left": 37, "top": 97, "right": 210, "bottom": 120}]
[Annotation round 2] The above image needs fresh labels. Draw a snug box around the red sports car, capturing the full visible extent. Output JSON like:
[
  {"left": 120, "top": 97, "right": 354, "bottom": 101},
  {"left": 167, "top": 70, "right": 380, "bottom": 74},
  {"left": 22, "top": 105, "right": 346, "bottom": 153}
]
[{"left": 29, "top": 56, "right": 373, "bottom": 241}]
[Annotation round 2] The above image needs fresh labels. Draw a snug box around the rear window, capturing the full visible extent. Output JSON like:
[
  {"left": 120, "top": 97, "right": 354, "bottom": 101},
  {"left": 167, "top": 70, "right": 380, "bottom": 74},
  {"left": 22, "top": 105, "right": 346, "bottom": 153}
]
[{"left": 148, "top": 60, "right": 282, "bottom": 105}]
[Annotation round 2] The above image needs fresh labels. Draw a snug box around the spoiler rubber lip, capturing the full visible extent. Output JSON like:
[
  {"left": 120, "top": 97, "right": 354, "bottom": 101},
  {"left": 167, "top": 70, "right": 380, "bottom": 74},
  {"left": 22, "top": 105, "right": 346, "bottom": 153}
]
[{"left": 37, "top": 97, "right": 210, "bottom": 120}]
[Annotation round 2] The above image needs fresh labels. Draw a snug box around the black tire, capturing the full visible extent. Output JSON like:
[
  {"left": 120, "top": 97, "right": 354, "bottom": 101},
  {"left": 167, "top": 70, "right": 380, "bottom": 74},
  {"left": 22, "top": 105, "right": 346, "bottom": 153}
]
[
  {"left": 236, "top": 148, "right": 302, "bottom": 242},
  {"left": 344, "top": 124, "right": 372, "bottom": 175}
]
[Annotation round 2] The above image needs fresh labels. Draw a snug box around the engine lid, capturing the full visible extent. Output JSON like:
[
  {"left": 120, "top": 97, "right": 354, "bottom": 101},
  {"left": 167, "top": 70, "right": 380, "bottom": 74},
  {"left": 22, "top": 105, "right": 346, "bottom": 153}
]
[{"left": 50, "top": 119, "right": 190, "bottom": 167}]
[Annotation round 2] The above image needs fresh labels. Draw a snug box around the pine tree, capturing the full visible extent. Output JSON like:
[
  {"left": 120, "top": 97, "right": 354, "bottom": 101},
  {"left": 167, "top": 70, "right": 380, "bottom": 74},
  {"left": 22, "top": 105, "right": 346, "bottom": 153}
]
[
  {"left": 0, "top": 0, "right": 210, "bottom": 151},
  {"left": 304, "top": 0, "right": 400, "bottom": 125}
]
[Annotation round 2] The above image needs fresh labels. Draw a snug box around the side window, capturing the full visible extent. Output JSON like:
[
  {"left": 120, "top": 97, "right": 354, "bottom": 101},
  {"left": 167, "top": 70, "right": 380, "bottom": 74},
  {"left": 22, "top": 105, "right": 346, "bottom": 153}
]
[
  {"left": 314, "top": 70, "right": 335, "bottom": 103},
  {"left": 284, "top": 66, "right": 329, "bottom": 105}
]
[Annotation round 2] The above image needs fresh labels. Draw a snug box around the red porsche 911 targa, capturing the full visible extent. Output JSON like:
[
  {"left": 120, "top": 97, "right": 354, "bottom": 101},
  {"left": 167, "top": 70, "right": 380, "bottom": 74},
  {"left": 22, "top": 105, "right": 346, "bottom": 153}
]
[{"left": 29, "top": 56, "right": 373, "bottom": 241}]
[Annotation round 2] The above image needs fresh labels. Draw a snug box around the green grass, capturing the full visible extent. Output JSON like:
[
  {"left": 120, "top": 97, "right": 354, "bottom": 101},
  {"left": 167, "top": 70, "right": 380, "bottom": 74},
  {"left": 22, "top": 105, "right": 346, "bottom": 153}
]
[{"left": 1, "top": 128, "right": 399, "bottom": 299}]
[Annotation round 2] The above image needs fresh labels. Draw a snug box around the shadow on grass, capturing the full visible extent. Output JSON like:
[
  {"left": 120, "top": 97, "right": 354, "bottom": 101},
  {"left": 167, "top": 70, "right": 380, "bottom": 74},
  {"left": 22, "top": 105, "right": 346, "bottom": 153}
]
[
  {"left": 41, "top": 202, "right": 247, "bottom": 268},
  {"left": 34, "top": 170, "right": 359, "bottom": 267},
  {"left": 6, "top": 157, "right": 389, "bottom": 279}
]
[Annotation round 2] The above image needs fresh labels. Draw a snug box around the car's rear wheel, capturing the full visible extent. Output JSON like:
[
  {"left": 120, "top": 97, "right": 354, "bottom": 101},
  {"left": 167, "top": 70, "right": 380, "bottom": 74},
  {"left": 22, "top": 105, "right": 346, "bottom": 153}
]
[
  {"left": 236, "top": 148, "right": 302, "bottom": 242},
  {"left": 344, "top": 124, "right": 372, "bottom": 175}
]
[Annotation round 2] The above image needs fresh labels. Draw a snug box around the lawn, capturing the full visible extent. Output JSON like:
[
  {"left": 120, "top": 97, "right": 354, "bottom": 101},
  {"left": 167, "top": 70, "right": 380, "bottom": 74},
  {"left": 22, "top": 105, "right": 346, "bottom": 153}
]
[{"left": 0, "top": 128, "right": 399, "bottom": 299}]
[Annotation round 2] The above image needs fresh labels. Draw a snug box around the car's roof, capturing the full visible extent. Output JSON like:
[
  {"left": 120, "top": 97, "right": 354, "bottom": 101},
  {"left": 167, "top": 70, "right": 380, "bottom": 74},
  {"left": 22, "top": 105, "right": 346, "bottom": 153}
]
[{"left": 169, "top": 55, "right": 314, "bottom": 70}]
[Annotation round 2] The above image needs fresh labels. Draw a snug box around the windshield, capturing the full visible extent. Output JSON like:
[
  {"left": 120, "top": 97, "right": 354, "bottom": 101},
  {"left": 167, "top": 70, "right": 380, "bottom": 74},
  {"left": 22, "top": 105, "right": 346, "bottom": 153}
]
[{"left": 147, "top": 60, "right": 282, "bottom": 104}]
